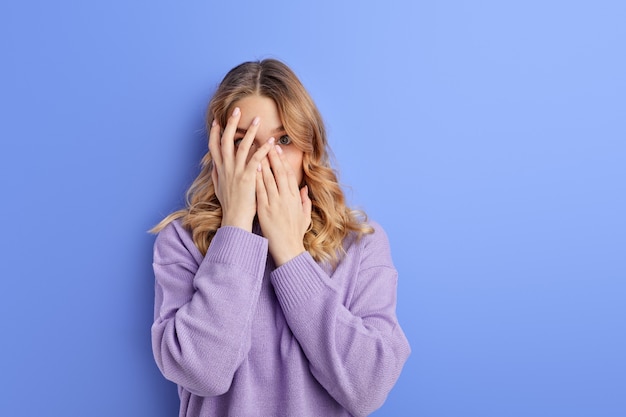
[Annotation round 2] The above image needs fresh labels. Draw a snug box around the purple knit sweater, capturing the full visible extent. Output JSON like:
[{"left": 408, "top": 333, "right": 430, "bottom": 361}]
[{"left": 151, "top": 220, "right": 410, "bottom": 417}]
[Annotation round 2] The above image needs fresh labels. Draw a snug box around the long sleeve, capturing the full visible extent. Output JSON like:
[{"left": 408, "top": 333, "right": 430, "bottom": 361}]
[
  {"left": 151, "top": 222, "right": 268, "bottom": 396},
  {"left": 270, "top": 223, "right": 411, "bottom": 417}
]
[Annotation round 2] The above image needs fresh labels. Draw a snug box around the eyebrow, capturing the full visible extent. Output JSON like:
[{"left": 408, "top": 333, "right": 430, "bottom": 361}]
[{"left": 235, "top": 125, "right": 286, "bottom": 135}]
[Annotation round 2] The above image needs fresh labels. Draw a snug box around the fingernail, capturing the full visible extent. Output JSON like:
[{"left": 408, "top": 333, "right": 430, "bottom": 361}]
[
  {"left": 211, "top": 119, "right": 216, "bottom": 127},
  {"left": 275, "top": 145, "right": 283, "bottom": 154},
  {"left": 232, "top": 107, "right": 240, "bottom": 116},
  {"left": 252, "top": 116, "right": 260, "bottom": 126},
  {"left": 257, "top": 163, "right": 262, "bottom": 172},
  {"left": 268, "top": 137, "right": 275, "bottom": 144}
]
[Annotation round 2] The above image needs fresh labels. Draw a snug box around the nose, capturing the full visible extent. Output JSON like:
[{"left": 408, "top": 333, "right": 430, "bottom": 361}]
[
  {"left": 243, "top": 137, "right": 265, "bottom": 164},
  {"left": 246, "top": 140, "right": 261, "bottom": 156},
  {"left": 250, "top": 134, "right": 274, "bottom": 151}
]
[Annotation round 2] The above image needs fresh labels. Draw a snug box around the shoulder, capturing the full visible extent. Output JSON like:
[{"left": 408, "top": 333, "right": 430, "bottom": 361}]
[
  {"left": 355, "top": 220, "right": 391, "bottom": 250},
  {"left": 153, "top": 219, "right": 201, "bottom": 265},
  {"left": 364, "top": 220, "right": 390, "bottom": 244},
  {"left": 344, "top": 220, "right": 395, "bottom": 269}
]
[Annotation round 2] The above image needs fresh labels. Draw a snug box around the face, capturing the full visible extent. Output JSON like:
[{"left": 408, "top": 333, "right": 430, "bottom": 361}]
[{"left": 232, "top": 95, "right": 305, "bottom": 185}]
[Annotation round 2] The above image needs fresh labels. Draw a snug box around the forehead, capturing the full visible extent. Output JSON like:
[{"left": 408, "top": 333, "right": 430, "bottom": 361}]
[{"left": 233, "top": 95, "right": 282, "bottom": 128}]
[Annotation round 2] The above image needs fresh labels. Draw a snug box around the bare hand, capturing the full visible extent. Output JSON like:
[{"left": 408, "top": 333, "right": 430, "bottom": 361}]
[
  {"left": 209, "top": 107, "right": 275, "bottom": 232},
  {"left": 255, "top": 144, "right": 312, "bottom": 266}
]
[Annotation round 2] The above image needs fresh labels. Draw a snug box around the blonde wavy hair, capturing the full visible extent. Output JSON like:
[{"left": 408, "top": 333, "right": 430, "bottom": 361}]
[{"left": 151, "top": 59, "right": 373, "bottom": 265}]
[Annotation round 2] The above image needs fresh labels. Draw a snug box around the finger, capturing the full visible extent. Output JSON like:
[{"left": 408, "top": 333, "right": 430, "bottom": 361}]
[
  {"left": 235, "top": 116, "right": 261, "bottom": 168},
  {"left": 220, "top": 107, "right": 241, "bottom": 168},
  {"left": 301, "top": 185, "right": 312, "bottom": 225},
  {"left": 300, "top": 184, "right": 310, "bottom": 205},
  {"left": 261, "top": 156, "right": 279, "bottom": 199},
  {"left": 255, "top": 166, "right": 268, "bottom": 207},
  {"left": 267, "top": 145, "right": 287, "bottom": 191},
  {"left": 247, "top": 137, "right": 275, "bottom": 173},
  {"left": 211, "top": 162, "right": 218, "bottom": 193},
  {"left": 270, "top": 145, "right": 297, "bottom": 194},
  {"left": 208, "top": 119, "right": 223, "bottom": 168}
]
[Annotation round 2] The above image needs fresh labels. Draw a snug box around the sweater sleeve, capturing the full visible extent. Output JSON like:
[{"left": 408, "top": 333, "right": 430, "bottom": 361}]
[
  {"left": 151, "top": 222, "right": 268, "bottom": 396},
  {"left": 269, "top": 223, "right": 411, "bottom": 417}
]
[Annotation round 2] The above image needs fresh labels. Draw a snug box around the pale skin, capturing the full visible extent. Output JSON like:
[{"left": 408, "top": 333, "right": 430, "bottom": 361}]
[{"left": 209, "top": 95, "right": 312, "bottom": 266}]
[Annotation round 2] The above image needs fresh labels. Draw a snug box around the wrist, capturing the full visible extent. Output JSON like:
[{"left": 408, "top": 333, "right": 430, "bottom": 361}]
[
  {"left": 272, "top": 244, "right": 306, "bottom": 267},
  {"left": 221, "top": 215, "right": 253, "bottom": 232}
]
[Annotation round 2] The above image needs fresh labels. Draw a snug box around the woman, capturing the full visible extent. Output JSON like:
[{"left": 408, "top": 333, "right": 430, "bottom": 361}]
[{"left": 151, "top": 59, "right": 410, "bottom": 417}]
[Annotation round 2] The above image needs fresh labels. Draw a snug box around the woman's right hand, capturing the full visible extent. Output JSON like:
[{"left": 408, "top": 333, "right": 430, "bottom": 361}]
[{"left": 209, "top": 107, "right": 275, "bottom": 232}]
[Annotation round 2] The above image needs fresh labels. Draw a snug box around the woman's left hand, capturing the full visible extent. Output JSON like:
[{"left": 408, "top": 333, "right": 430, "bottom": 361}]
[{"left": 256, "top": 144, "right": 312, "bottom": 266}]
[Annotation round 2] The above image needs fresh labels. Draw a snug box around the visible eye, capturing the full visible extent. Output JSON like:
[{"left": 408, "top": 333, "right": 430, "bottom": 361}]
[
  {"left": 234, "top": 138, "right": 243, "bottom": 147},
  {"left": 278, "top": 135, "right": 292, "bottom": 145}
]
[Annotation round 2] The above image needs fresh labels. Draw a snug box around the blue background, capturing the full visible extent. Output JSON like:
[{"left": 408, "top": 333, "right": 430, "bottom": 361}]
[{"left": 1, "top": 1, "right": 624, "bottom": 416}]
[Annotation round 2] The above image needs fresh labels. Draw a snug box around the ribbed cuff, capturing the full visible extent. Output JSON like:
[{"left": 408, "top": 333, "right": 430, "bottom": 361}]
[
  {"left": 270, "top": 252, "right": 329, "bottom": 312},
  {"left": 204, "top": 226, "right": 268, "bottom": 276}
]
